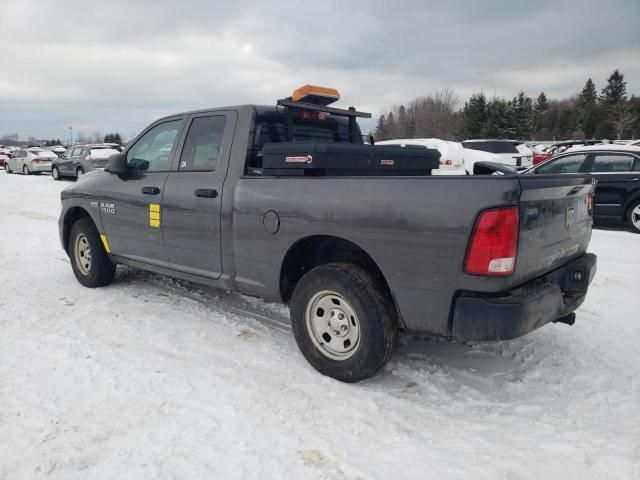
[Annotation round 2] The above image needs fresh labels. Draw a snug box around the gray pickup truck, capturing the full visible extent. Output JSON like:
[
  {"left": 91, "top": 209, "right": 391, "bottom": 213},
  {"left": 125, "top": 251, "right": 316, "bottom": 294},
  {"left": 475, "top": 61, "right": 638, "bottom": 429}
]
[{"left": 58, "top": 86, "right": 597, "bottom": 382}]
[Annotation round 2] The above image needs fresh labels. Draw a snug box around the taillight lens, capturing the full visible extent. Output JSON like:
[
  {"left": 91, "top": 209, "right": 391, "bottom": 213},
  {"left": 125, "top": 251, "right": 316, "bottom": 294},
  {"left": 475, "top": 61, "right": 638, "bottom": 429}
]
[
  {"left": 464, "top": 206, "right": 519, "bottom": 276},
  {"left": 31, "top": 157, "right": 42, "bottom": 164},
  {"left": 532, "top": 153, "right": 550, "bottom": 165}
]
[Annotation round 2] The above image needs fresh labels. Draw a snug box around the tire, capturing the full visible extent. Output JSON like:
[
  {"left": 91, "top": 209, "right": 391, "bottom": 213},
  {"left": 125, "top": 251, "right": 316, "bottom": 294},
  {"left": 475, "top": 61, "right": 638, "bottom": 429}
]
[
  {"left": 290, "top": 263, "right": 397, "bottom": 382},
  {"left": 52, "top": 166, "right": 61, "bottom": 180},
  {"left": 68, "top": 218, "right": 116, "bottom": 287},
  {"left": 626, "top": 200, "right": 640, "bottom": 234},
  {"left": 23, "top": 164, "right": 30, "bottom": 175},
  {"left": 76, "top": 167, "right": 85, "bottom": 179},
  {"left": 5, "top": 163, "right": 11, "bottom": 174}
]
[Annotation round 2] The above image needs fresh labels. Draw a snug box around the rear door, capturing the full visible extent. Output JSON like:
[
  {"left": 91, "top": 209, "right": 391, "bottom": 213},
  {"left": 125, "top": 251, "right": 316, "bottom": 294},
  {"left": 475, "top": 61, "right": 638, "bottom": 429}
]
[
  {"left": 588, "top": 151, "right": 640, "bottom": 219},
  {"left": 100, "top": 117, "right": 185, "bottom": 265},
  {"left": 161, "top": 111, "right": 237, "bottom": 278}
]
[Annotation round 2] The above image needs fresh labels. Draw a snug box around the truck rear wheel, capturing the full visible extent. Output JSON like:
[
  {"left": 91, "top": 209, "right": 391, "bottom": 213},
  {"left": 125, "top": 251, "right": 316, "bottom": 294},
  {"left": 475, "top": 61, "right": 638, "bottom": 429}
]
[
  {"left": 290, "top": 263, "right": 397, "bottom": 382},
  {"left": 69, "top": 218, "right": 116, "bottom": 287}
]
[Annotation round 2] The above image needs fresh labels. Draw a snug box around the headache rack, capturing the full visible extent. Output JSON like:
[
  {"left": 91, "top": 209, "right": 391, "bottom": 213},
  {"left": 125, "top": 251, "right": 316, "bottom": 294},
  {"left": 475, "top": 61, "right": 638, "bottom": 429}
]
[
  {"left": 248, "top": 85, "right": 441, "bottom": 177},
  {"left": 276, "top": 97, "right": 371, "bottom": 144}
]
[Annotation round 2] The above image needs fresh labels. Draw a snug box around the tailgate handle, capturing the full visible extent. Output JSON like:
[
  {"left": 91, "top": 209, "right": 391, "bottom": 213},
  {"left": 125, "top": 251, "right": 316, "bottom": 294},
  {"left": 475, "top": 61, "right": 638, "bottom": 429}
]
[
  {"left": 195, "top": 188, "right": 218, "bottom": 198},
  {"left": 141, "top": 186, "right": 160, "bottom": 195}
]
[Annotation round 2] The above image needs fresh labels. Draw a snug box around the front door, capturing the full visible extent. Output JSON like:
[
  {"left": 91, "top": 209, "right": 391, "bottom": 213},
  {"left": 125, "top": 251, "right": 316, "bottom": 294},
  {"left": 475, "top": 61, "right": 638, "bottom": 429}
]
[
  {"left": 100, "top": 117, "right": 184, "bottom": 265},
  {"left": 161, "top": 111, "right": 237, "bottom": 278}
]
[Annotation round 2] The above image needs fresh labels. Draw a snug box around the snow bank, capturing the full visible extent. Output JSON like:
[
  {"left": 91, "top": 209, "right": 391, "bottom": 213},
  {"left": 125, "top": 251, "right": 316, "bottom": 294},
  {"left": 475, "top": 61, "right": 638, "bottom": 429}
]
[{"left": 0, "top": 172, "right": 638, "bottom": 479}]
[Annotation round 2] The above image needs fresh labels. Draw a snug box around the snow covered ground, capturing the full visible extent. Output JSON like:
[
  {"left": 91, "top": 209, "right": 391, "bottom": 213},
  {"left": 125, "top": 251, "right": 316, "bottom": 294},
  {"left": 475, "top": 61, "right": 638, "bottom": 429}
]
[{"left": 1, "top": 171, "right": 639, "bottom": 480}]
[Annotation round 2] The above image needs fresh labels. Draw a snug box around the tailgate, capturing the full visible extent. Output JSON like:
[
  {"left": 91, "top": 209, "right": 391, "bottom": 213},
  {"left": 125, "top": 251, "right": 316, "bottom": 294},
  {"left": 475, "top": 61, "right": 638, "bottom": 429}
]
[{"left": 514, "top": 174, "right": 595, "bottom": 285}]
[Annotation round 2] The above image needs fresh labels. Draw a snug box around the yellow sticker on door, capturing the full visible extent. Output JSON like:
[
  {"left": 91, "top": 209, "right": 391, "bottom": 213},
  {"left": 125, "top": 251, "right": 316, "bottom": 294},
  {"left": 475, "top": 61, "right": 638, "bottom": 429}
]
[{"left": 149, "top": 203, "right": 161, "bottom": 228}]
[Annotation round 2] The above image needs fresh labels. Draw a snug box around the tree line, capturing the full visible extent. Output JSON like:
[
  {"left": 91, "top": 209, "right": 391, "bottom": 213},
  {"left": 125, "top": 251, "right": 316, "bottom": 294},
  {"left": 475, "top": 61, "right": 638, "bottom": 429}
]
[{"left": 375, "top": 69, "right": 640, "bottom": 142}]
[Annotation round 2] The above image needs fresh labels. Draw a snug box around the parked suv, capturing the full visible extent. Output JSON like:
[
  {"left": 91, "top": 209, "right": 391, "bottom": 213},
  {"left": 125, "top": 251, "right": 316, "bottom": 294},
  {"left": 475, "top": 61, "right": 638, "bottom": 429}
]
[
  {"left": 526, "top": 145, "right": 640, "bottom": 232},
  {"left": 52, "top": 144, "right": 122, "bottom": 180}
]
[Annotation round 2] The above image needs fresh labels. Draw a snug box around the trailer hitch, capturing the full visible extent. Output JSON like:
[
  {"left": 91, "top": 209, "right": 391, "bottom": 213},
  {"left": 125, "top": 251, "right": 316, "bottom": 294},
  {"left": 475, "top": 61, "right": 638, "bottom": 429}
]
[{"left": 553, "top": 313, "right": 576, "bottom": 326}]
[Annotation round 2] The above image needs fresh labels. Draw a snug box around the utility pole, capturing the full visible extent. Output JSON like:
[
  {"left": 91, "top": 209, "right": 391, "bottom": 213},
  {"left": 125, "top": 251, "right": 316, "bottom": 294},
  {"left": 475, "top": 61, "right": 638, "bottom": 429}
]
[{"left": 68, "top": 126, "right": 73, "bottom": 146}]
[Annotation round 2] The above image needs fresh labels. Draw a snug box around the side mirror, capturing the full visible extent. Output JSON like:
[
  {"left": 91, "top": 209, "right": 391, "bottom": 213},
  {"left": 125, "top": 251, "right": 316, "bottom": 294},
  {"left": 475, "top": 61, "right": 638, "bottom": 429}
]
[{"left": 105, "top": 152, "right": 128, "bottom": 174}]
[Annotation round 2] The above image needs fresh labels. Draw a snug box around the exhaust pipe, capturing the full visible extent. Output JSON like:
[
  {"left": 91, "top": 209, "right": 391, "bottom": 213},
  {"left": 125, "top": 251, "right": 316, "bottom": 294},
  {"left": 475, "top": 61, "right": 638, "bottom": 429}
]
[{"left": 553, "top": 313, "right": 576, "bottom": 326}]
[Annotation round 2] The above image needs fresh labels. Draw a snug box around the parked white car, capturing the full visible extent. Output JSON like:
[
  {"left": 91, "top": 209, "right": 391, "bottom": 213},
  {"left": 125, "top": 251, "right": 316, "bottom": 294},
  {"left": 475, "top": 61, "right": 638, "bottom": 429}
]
[
  {"left": 4, "top": 148, "right": 57, "bottom": 175},
  {"left": 376, "top": 138, "right": 466, "bottom": 175},
  {"left": 462, "top": 139, "right": 533, "bottom": 172}
]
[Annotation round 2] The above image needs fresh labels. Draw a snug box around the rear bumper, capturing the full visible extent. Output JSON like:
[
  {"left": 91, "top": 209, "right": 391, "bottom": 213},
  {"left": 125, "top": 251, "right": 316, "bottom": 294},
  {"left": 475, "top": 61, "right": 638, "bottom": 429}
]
[
  {"left": 30, "top": 163, "right": 53, "bottom": 172},
  {"left": 452, "top": 253, "right": 597, "bottom": 341}
]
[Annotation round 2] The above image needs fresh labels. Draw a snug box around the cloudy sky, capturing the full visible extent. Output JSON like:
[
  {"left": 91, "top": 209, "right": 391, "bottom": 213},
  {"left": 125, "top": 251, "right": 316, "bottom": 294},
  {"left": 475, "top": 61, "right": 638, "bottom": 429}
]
[{"left": 1, "top": 0, "right": 639, "bottom": 140}]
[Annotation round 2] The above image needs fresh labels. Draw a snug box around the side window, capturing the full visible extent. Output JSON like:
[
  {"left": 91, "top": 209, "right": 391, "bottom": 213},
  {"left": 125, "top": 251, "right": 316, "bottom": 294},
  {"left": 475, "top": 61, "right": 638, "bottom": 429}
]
[
  {"left": 536, "top": 154, "right": 587, "bottom": 174},
  {"left": 178, "top": 116, "right": 226, "bottom": 171},
  {"left": 591, "top": 153, "right": 634, "bottom": 172},
  {"left": 633, "top": 158, "right": 640, "bottom": 172},
  {"left": 71, "top": 147, "right": 81, "bottom": 157},
  {"left": 127, "top": 120, "right": 182, "bottom": 172}
]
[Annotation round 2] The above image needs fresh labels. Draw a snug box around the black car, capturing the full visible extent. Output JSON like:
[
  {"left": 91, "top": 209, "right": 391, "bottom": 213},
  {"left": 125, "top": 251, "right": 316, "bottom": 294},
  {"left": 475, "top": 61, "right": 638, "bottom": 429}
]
[{"left": 528, "top": 146, "right": 640, "bottom": 233}]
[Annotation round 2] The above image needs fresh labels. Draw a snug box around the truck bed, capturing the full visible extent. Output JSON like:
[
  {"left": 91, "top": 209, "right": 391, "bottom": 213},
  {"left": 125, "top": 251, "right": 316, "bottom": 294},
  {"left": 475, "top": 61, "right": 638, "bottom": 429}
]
[{"left": 230, "top": 173, "right": 595, "bottom": 336}]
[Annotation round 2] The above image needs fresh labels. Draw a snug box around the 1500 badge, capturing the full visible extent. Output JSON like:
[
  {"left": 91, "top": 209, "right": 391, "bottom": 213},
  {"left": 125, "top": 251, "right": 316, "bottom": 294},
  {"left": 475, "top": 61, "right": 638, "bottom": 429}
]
[{"left": 100, "top": 202, "right": 116, "bottom": 214}]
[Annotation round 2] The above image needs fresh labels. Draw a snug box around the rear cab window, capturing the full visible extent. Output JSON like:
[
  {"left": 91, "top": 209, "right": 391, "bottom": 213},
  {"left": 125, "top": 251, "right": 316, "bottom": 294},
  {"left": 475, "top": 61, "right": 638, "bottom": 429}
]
[{"left": 247, "top": 110, "right": 361, "bottom": 170}]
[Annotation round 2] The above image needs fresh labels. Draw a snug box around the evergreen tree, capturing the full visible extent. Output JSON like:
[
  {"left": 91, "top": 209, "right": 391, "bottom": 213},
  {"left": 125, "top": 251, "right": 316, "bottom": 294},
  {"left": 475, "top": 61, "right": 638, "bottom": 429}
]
[
  {"left": 533, "top": 92, "right": 549, "bottom": 138},
  {"left": 375, "top": 115, "right": 387, "bottom": 141},
  {"left": 599, "top": 70, "right": 629, "bottom": 139},
  {"left": 484, "top": 97, "right": 509, "bottom": 138},
  {"left": 461, "top": 92, "right": 487, "bottom": 139},
  {"left": 577, "top": 79, "right": 598, "bottom": 138},
  {"left": 397, "top": 105, "right": 408, "bottom": 138},
  {"left": 510, "top": 91, "right": 533, "bottom": 139},
  {"left": 601, "top": 69, "right": 627, "bottom": 104}
]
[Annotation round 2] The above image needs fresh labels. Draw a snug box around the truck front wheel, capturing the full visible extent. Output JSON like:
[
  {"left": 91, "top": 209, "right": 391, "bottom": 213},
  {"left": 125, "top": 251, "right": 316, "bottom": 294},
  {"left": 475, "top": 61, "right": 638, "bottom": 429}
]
[
  {"left": 69, "top": 218, "right": 116, "bottom": 287},
  {"left": 290, "top": 263, "right": 397, "bottom": 382}
]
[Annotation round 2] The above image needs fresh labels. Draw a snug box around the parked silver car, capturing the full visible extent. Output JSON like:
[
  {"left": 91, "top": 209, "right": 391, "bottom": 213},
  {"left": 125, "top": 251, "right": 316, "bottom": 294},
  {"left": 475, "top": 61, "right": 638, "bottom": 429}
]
[
  {"left": 51, "top": 144, "right": 121, "bottom": 180},
  {"left": 4, "top": 148, "right": 57, "bottom": 175}
]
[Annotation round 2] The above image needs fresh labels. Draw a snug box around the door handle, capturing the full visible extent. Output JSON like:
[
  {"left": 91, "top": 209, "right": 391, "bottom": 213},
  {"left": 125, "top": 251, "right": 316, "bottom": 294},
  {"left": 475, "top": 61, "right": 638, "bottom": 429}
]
[
  {"left": 141, "top": 186, "right": 161, "bottom": 195},
  {"left": 195, "top": 188, "right": 218, "bottom": 198}
]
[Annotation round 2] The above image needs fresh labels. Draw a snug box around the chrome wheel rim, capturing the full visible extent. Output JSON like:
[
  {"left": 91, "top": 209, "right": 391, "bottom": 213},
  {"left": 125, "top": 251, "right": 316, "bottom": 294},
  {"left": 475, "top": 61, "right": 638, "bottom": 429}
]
[
  {"left": 74, "top": 233, "right": 92, "bottom": 275},
  {"left": 23, "top": 165, "right": 28, "bottom": 174},
  {"left": 52, "top": 167, "right": 59, "bottom": 179},
  {"left": 305, "top": 290, "right": 360, "bottom": 360},
  {"left": 632, "top": 205, "right": 640, "bottom": 230},
  {"left": 77, "top": 169, "right": 84, "bottom": 178}
]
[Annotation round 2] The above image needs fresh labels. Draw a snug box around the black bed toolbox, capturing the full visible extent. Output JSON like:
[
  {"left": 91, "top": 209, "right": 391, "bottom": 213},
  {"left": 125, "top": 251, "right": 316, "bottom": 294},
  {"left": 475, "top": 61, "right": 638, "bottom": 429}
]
[{"left": 261, "top": 142, "right": 440, "bottom": 175}]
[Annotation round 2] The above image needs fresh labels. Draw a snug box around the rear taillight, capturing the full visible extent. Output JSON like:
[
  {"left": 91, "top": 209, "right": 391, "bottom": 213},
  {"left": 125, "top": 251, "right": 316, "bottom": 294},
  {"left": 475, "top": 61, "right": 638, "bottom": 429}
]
[
  {"left": 31, "top": 157, "right": 43, "bottom": 164},
  {"left": 532, "top": 152, "right": 551, "bottom": 165},
  {"left": 440, "top": 159, "right": 453, "bottom": 166},
  {"left": 464, "top": 206, "right": 519, "bottom": 276}
]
